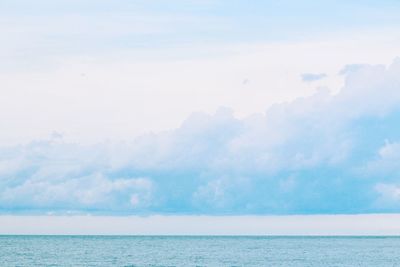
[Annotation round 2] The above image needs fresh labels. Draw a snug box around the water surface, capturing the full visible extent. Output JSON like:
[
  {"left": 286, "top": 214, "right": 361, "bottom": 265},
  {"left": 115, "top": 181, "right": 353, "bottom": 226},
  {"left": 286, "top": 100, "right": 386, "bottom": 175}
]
[{"left": 1, "top": 236, "right": 399, "bottom": 266}]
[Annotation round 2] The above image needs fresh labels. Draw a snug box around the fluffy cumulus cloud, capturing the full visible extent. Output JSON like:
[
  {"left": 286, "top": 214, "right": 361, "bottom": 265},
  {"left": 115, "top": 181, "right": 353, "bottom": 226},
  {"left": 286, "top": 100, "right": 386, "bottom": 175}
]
[{"left": 2, "top": 59, "right": 400, "bottom": 215}]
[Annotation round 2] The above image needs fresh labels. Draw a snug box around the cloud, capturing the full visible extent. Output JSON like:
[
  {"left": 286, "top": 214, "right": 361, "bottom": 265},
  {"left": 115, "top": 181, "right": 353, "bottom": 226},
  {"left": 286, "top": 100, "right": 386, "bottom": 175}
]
[
  {"left": 338, "top": 64, "right": 367, "bottom": 75},
  {"left": 375, "top": 183, "right": 400, "bottom": 208},
  {"left": 301, "top": 73, "right": 327, "bottom": 82},
  {"left": 1, "top": 59, "right": 400, "bottom": 215}
]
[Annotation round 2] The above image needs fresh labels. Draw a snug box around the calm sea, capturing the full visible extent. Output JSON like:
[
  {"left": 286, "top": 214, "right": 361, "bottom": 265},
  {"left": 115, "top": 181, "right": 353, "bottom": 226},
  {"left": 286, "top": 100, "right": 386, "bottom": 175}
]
[{"left": 1, "top": 236, "right": 399, "bottom": 266}]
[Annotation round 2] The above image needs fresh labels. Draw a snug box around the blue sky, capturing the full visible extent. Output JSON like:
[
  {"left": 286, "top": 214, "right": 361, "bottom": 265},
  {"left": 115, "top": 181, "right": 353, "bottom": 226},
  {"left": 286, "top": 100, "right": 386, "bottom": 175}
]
[
  {"left": 1, "top": 1, "right": 400, "bottom": 216},
  {"left": 3, "top": 0, "right": 400, "bottom": 59}
]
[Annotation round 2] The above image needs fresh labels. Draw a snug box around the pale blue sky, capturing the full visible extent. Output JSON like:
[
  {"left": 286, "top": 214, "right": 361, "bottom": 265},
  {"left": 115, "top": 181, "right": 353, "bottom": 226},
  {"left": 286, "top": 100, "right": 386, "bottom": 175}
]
[{"left": 2, "top": 0, "right": 400, "bottom": 58}]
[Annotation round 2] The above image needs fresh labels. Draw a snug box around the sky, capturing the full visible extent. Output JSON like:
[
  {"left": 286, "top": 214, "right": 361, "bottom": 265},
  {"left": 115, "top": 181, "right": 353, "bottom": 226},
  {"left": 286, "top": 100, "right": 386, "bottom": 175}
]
[{"left": 2, "top": 0, "right": 400, "bottom": 219}]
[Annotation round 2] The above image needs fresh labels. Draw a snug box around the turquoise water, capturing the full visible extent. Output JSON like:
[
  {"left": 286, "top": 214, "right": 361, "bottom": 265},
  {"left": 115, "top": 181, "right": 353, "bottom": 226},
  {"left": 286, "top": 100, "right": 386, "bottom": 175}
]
[{"left": 1, "top": 236, "right": 400, "bottom": 266}]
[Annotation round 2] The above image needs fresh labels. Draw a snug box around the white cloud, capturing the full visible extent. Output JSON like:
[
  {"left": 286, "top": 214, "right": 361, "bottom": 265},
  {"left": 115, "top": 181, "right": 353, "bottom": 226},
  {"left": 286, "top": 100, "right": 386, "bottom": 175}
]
[
  {"left": 375, "top": 183, "right": 400, "bottom": 209},
  {"left": 1, "top": 37, "right": 400, "bottom": 145},
  {"left": 1, "top": 59, "right": 400, "bottom": 214}
]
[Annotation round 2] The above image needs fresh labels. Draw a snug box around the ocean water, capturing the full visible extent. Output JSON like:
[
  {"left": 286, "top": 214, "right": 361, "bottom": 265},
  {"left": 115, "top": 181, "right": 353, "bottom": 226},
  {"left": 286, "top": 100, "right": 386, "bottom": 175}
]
[{"left": 1, "top": 236, "right": 400, "bottom": 266}]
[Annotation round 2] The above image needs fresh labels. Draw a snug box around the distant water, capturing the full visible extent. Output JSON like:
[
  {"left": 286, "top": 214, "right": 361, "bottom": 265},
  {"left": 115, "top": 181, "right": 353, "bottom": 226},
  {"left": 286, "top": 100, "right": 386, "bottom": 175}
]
[{"left": 1, "top": 236, "right": 400, "bottom": 266}]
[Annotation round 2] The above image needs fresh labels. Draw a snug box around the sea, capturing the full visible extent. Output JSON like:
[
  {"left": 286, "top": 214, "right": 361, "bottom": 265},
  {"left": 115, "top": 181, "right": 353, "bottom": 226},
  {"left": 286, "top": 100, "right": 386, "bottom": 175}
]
[{"left": 0, "top": 236, "right": 399, "bottom": 266}]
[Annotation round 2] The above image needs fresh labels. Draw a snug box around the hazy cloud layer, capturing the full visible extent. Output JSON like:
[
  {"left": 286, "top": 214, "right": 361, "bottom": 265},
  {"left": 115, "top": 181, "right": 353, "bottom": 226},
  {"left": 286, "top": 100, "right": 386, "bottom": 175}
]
[
  {"left": 1, "top": 59, "right": 400, "bottom": 215},
  {"left": 301, "top": 73, "right": 327, "bottom": 82}
]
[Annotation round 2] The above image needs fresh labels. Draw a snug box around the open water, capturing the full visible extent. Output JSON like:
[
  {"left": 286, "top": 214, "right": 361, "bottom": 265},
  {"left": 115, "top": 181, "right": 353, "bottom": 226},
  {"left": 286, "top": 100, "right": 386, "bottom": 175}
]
[{"left": 1, "top": 236, "right": 400, "bottom": 266}]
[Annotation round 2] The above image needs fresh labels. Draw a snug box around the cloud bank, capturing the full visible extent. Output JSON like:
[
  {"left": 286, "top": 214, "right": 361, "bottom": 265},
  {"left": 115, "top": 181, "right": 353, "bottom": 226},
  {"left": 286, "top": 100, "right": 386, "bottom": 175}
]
[{"left": 2, "top": 59, "right": 400, "bottom": 215}]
